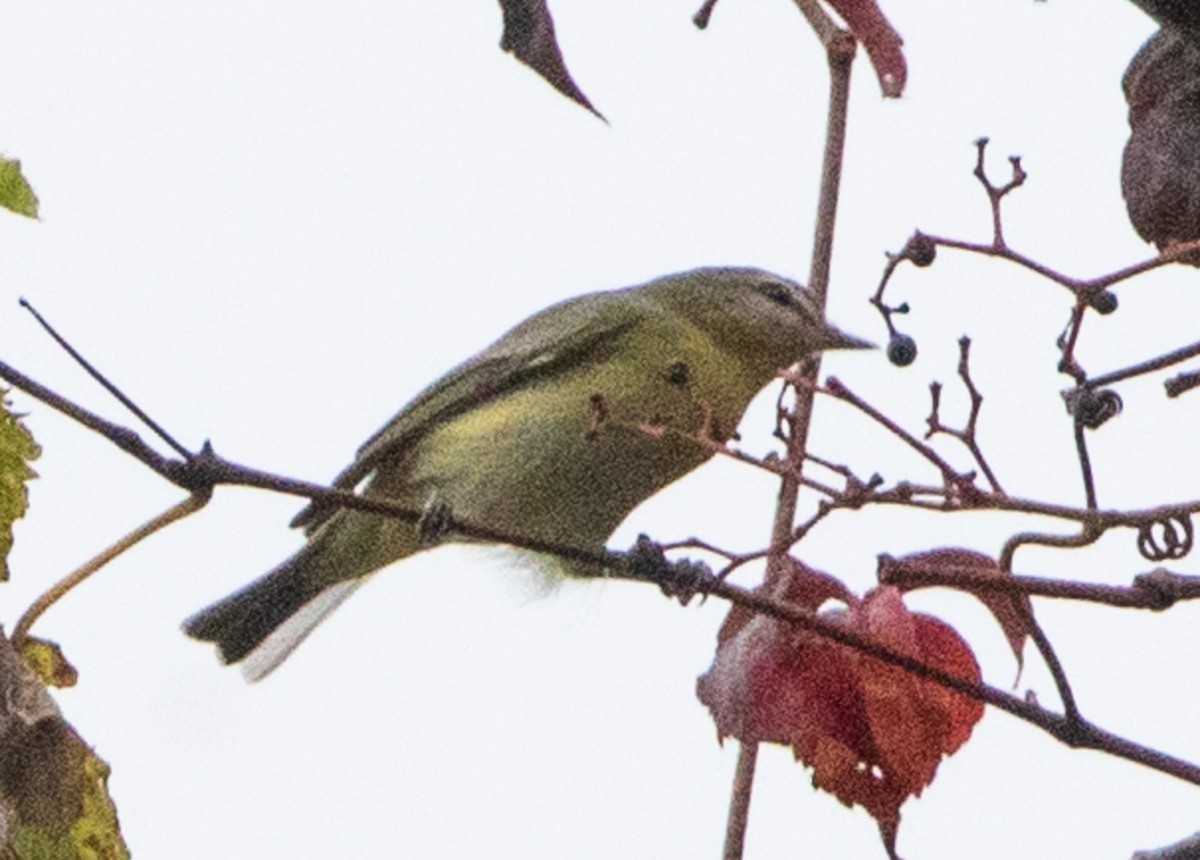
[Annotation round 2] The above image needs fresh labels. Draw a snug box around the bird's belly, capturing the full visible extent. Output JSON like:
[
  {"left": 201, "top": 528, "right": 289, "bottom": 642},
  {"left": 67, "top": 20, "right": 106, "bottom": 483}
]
[{"left": 402, "top": 373, "right": 724, "bottom": 557}]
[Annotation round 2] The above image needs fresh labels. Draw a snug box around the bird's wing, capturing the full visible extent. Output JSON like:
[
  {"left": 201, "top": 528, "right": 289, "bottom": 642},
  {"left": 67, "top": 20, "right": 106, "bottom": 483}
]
[{"left": 291, "top": 291, "right": 645, "bottom": 533}]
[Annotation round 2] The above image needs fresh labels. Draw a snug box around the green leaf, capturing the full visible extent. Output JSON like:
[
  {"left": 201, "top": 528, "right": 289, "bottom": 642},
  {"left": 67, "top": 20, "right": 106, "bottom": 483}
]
[
  {"left": 0, "top": 633, "right": 128, "bottom": 860},
  {"left": 0, "top": 157, "right": 40, "bottom": 219},
  {"left": 0, "top": 395, "right": 41, "bottom": 580},
  {"left": 17, "top": 637, "right": 78, "bottom": 689}
]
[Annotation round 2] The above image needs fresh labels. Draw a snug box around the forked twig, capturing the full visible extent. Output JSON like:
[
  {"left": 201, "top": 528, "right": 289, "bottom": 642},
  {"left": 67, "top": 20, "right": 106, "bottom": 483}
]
[
  {"left": 20, "top": 299, "right": 193, "bottom": 460},
  {"left": 2, "top": 354, "right": 1200, "bottom": 788},
  {"left": 925, "top": 337, "right": 1004, "bottom": 495},
  {"left": 972, "top": 136, "right": 1026, "bottom": 249}
]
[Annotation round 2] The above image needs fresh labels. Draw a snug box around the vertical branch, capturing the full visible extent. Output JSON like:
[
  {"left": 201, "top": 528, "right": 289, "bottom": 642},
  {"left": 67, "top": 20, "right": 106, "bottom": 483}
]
[
  {"left": 721, "top": 742, "right": 758, "bottom": 860},
  {"left": 806, "top": 32, "right": 856, "bottom": 306},
  {"left": 1074, "top": 416, "right": 1099, "bottom": 510},
  {"left": 722, "top": 21, "right": 857, "bottom": 860}
]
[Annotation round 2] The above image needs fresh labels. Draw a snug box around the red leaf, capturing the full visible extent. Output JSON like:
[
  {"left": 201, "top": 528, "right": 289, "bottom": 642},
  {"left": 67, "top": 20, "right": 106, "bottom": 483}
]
[
  {"left": 698, "top": 559, "right": 863, "bottom": 749},
  {"left": 697, "top": 567, "right": 983, "bottom": 840},
  {"left": 714, "top": 556, "right": 856, "bottom": 648},
  {"left": 824, "top": 0, "right": 907, "bottom": 98},
  {"left": 498, "top": 0, "right": 604, "bottom": 119},
  {"left": 887, "top": 548, "right": 1032, "bottom": 673}
]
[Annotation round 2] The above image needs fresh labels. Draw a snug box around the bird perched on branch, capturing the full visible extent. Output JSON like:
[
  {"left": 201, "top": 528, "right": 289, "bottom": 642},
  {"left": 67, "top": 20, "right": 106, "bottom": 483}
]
[{"left": 184, "top": 267, "right": 867, "bottom": 680}]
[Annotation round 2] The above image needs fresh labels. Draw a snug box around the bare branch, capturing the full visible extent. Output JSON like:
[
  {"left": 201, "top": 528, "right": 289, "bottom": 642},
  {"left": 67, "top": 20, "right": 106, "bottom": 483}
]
[
  {"left": 925, "top": 338, "right": 1004, "bottom": 495},
  {"left": 881, "top": 561, "right": 1200, "bottom": 611},
  {"left": 972, "top": 137, "right": 1027, "bottom": 249}
]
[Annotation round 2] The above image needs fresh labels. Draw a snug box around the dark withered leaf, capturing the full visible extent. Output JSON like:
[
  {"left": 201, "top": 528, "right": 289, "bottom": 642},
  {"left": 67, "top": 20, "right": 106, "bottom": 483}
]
[{"left": 498, "top": 0, "right": 604, "bottom": 120}]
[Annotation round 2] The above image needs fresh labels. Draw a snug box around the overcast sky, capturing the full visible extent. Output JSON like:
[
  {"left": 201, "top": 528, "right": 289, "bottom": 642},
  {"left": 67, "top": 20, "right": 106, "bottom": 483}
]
[{"left": 1, "top": 1, "right": 1196, "bottom": 858}]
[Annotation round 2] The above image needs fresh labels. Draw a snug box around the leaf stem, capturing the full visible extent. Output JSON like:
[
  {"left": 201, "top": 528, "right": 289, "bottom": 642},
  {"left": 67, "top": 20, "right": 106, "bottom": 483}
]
[{"left": 12, "top": 493, "right": 210, "bottom": 647}]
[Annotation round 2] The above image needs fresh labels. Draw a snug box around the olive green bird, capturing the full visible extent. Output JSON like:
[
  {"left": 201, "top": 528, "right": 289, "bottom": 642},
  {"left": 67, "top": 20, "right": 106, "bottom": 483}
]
[{"left": 184, "top": 267, "right": 867, "bottom": 679}]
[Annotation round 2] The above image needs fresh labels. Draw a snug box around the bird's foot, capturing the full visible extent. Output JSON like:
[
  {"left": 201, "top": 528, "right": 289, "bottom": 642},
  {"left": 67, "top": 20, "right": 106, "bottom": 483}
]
[{"left": 417, "top": 492, "right": 455, "bottom": 546}]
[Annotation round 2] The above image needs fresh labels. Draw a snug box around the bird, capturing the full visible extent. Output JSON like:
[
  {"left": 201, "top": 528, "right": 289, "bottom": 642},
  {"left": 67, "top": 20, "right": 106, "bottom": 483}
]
[
  {"left": 183, "top": 266, "right": 867, "bottom": 680},
  {"left": 1121, "top": 27, "right": 1200, "bottom": 253}
]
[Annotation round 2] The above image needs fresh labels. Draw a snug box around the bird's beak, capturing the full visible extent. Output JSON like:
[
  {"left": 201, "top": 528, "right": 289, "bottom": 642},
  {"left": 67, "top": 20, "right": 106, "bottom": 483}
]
[{"left": 825, "top": 324, "right": 876, "bottom": 352}]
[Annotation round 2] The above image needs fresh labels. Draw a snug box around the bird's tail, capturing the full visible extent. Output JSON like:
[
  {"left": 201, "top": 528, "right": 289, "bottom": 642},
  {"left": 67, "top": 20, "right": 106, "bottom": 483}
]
[{"left": 183, "top": 548, "right": 364, "bottom": 681}]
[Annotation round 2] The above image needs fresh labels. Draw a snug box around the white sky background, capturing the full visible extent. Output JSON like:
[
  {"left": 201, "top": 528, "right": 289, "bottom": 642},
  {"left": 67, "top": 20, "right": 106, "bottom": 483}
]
[{"left": 1, "top": 0, "right": 1196, "bottom": 857}]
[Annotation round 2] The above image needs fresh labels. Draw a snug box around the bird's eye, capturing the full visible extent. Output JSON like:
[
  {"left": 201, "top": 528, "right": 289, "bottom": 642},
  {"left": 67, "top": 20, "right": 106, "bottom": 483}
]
[{"left": 761, "top": 282, "right": 792, "bottom": 307}]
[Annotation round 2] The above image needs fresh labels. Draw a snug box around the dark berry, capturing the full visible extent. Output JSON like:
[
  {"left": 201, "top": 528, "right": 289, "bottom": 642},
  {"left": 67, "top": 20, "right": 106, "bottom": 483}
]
[
  {"left": 1088, "top": 290, "right": 1118, "bottom": 315},
  {"left": 907, "top": 234, "right": 937, "bottom": 267},
  {"left": 887, "top": 334, "right": 918, "bottom": 367}
]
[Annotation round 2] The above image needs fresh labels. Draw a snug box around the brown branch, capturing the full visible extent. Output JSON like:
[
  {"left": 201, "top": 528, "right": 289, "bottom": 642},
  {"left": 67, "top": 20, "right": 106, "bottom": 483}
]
[
  {"left": 723, "top": 11, "right": 855, "bottom": 858},
  {"left": 1024, "top": 611, "right": 1080, "bottom": 721},
  {"left": 692, "top": 0, "right": 720, "bottom": 29},
  {"left": 0, "top": 358, "right": 180, "bottom": 481},
  {"left": 1057, "top": 303, "right": 1089, "bottom": 385},
  {"left": 4, "top": 346, "right": 1200, "bottom": 790},
  {"left": 821, "top": 375, "right": 986, "bottom": 506},
  {"left": 721, "top": 741, "right": 757, "bottom": 860},
  {"left": 691, "top": 568, "right": 1200, "bottom": 786},
  {"left": 881, "top": 562, "right": 1200, "bottom": 611},
  {"left": 972, "top": 137, "right": 1026, "bottom": 249},
  {"left": 623, "top": 542, "right": 1200, "bottom": 787},
  {"left": 919, "top": 234, "right": 1171, "bottom": 296},
  {"left": 16, "top": 344, "right": 1194, "bottom": 575},
  {"left": 815, "top": 374, "right": 1200, "bottom": 554},
  {"left": 925, "top": 337, "right": 1004, "bottom": 495},
  {"left": 1073, "top": 409, "right": 1099, "bottom": 510},
  {"left": 788, "top": 0, "right": 843, "bottom": 46},
  {"left": 18, "top": 299, "right": 193, "bottom": 459},
  {"left": 1165, "top": 369, "right": 1200, "bottom": 399},
  {"left": 12, "top": 495, "right": 210, "bottom": 646},
  {"left": 875, "top": 144, "right": 1200, "bottom": 327},
  {"left": 1086, "top": 338, "right": 1200, "bottom": 391},
  {"left": 1000, "top": 523, "right": 1103, "bottom": 573}
]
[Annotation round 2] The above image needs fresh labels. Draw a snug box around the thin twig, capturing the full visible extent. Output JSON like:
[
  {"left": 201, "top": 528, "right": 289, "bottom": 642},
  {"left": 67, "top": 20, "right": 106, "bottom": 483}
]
[
  {"left": 698, "top": 572, "right": 1200, "bottom": 786},
  {"left": 721, "top": 11, "right": 856, "bottom": 859},
  {"left": 880, "top": 562, "right": 1200, "bottom": 610},
  {"left": 1085, "top": 338, "right": 1200, "bottom": 390},
  {"left": 0, "top": 357, "right": 179, "bottom": 479},
  {"left": 2, "top": 357, "right": 1200, "bottom": 786},
  {"left": 19, "top": 299, "right": 193, "bottom": 460},
  {"left": 1165, "top": 369, "right": 1200, "bottom": 399},
  {"left": 11, "top": 493, "right": 210, "bottom": 646},
  {"left": 692, "top": 0, "right": 720, "bottom": 29},
  {"left": 999, "top": 523, "right": 1103, "bottom": 575},
  {"left": 918, "top": 235, "right": 1170, "bottom": 296},
  {"left": 972, "top": 137, "right": 1026, "bottom": 249},
  {"left": 1057, "top": 303, "right": 1088, "bottom": 385},
  {"left": 823, "top": 375, "right": 973, "bottom": 495},
  {"left": 721, "top": 741, "right": 758, "bottom": 860},
  {"left": 925, "top": 337, "right": 1004, "bottom": 495},
  {"left": 788, "top": 0, "right": 841, "bottom": 45},
  {"left": 1073, "top": 413, "right": 1099, "bottom": 510},
  {"left": 1024, "top": 612, "right": 1080, "bottom": 723}
]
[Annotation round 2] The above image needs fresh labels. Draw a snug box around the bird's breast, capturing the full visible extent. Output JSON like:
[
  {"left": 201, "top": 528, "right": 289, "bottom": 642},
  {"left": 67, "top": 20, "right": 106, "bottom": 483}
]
[{"left": 401, "top": 323, "right": 762, "bottom": 555}]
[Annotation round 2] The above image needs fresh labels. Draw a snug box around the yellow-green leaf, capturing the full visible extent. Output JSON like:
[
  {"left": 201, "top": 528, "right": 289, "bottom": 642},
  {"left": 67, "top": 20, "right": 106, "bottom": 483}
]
[
  {"left": 0, "top": 157, "right": 39, "bottom": 219},
  {"left": 0, "top": 395, "right": 40, "bottom": 581},
  {"left": 18, "top": 637, "right": 78, "bottom": 689},
  {"left": 0, "top": 632, "right": 128, "bottom": 860}
]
